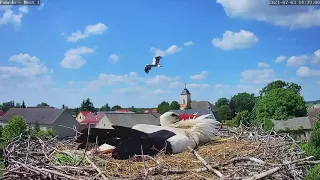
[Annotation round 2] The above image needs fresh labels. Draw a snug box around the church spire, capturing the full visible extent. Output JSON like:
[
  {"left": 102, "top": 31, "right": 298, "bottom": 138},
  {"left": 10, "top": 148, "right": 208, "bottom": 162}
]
[{"left": 184, "top": 82, "right": 187, "bottom": 89}]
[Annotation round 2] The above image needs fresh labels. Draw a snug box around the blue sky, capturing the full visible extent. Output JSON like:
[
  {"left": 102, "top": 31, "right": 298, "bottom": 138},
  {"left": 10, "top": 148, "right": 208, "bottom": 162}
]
[{"left": 0, "top": 0, "right": 320, "bottom": 108}]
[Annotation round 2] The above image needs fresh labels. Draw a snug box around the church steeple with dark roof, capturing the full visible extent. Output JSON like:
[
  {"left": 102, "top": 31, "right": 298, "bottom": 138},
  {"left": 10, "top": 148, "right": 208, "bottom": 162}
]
[
  {"left": 180, "top": 83, "right": 191, "bottom": 95},
  {"left": 180, "top": 83, "right": 191, "bottom": 109}
]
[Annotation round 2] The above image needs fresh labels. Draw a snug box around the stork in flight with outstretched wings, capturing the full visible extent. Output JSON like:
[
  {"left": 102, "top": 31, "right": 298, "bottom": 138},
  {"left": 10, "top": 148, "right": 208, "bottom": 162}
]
[{"left": 144, "top": 56, "right": 163, "bottom": 74}]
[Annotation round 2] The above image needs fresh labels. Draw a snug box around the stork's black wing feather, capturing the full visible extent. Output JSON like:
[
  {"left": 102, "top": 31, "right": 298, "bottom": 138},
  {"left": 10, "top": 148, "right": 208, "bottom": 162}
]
[
  {"left": 155, "top": 56, "right": 162, "bottom": 65},
  {"left": 144, "top": 65, "right": 151, "bottom": 74}
]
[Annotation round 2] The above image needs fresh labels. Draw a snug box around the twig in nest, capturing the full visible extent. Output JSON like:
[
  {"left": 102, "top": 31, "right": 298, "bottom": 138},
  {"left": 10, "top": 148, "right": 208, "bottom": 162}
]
[
  {"left": 187, "top": 146, "right": 224, "bottom": 178},
  {"left": 85, "top": 155, "right": 108, "bottom": 180}
]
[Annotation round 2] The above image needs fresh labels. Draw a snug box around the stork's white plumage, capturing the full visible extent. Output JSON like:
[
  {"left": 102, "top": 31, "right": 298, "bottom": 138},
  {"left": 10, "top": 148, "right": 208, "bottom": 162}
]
[{"left": 132, "top": 112, "right": 221, "bottom": 153}]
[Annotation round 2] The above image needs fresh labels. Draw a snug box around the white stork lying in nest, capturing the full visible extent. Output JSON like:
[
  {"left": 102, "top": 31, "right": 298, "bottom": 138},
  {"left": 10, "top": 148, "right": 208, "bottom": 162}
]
[{"left": 76, "top": 112, "right": 221, "bottom": 160}]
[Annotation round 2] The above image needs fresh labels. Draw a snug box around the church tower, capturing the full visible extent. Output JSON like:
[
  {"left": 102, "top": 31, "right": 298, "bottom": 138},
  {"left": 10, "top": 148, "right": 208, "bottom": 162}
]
[{"left": 180, "top": 83, "right": 191, "bottom": 110}]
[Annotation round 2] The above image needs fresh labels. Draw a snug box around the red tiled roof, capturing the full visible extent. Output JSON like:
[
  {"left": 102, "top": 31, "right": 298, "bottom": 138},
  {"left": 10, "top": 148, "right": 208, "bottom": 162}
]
[
  {"left": 116, "top": 109, "right": 130, "bottom": 112},
  {"left": 0, "top": 110, "right": 4, "bottom": 116},
  {"left": 81, "top": 113, "right": 105, "bottom": 124},
  {"left": 80, "top": 111, "right": 91, "bottom": 117}
]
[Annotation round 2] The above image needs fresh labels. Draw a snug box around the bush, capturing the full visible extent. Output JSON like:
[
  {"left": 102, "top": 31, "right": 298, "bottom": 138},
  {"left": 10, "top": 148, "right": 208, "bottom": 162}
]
[
  {"left": 263, "top": 119, "right": 275, "bottom": 131},
  {"left": 301, "top": 143, "right": 320, "bottom": 159},
  {"left": 305, "top": 164, "right": 320, "bottom": 180},
  {"left": 232, "top": 110, "right": 251, "bottom": 126},
  {"left": 2, "top": 115, "right": 27, "bottom": 143},
  {"left": 225, "top": 119, "right": 237, "bottom": 127}
]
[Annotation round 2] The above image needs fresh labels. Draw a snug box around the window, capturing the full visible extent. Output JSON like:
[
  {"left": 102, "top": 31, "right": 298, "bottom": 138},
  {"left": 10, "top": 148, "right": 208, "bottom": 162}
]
[{"left": 183, "top": 99, "right": 185, "bottom": 104}]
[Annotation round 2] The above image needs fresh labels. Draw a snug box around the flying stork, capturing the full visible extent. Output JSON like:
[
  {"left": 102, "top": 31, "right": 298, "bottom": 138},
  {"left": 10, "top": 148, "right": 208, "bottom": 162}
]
[{"left": 144, "top": 56, "right": 162, "bottom": 74}]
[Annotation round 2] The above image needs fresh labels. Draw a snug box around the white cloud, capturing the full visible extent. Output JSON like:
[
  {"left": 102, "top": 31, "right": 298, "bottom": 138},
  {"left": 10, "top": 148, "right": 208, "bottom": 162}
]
[
  {"left": 65, "top": 22, "right": 108, "bottom": 42},
  {"left": 150, "top": 45, "right": 182, "bottom": 57},
  {"left": 287, "top": 55, "right": 308, "bottom": 67},
  {"left": 190, "top": 70, "right": 209, "bottom": 80},
  {"left": 215, "top": 84, "right": 230, "bottom": 91},
  {"left": 145, "top": 75, "right": 180, "bottom": 87},
  {"left": 183, "top": 41, "right": 194, "bottom": 46},
  {"left": 311, "top": 49, "right": 320, "bottom": 64},
  {"left": 60, "top": 46, "right": 95, "bottom": 69},
  {"left": 296, "top": 66, "right": 320, "bottom": 78},
  {"left": 240, "top": 68, "right": 276, "bottom": 84},
  {"left": 109, "top": 53, "right": 120, "bottom": 63},
  {"left": 0, "top": 6, "right": 29, "bottom": 27},
  {"left": 187, "top": 83, "right": 211, "bottom": 90},
  {"left": 0, "top": 53, "right": 48, "bottom": 78},
  {"left": 216, "top": 0, "right": 320, "bottom": 29},
  {"left": 275, "top": 55, "right": 286, "bottom": 63},
  {"left": 0, "top": 53, "right": 52, "bottom": 101},
  {"left": 317, "top": 81, "right": 320, "bottom": 85},
  {"left": 212, "top": 30, "right": 259, "bottom": 50},
  {"left": 88, "top": 72, "right": 143, "bottom": 90},
  {"left": 258, "top": 62, "right": 270, "bottom": 69}
]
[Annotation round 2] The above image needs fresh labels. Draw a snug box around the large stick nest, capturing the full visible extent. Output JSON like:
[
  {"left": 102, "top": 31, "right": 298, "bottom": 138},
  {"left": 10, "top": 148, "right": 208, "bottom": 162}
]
[{"left": 2, "top": 126, "right": 320, "bottom": 180}]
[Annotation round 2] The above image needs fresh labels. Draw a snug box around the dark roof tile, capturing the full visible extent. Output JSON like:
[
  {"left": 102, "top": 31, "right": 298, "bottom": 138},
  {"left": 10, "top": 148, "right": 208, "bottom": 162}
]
[{"left": 0, "top": 108, "right": 65, "bottom": 125}]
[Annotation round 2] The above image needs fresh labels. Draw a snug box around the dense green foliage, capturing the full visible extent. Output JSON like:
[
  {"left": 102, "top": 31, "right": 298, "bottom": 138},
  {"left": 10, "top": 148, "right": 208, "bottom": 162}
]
[
  {"left": 100, "top": 103, "right": 111, "bottom": 111},
  {"left": 185, "top": 101, "right": 191, "bottom": 110},
  {"left": 232, "top": 110, "right": 251, "bottom": 126},
  {"left": 1, "top": 115, "right": 28, "bottom": 143},
  {"left": 80, "top": 98, "right": 96, "bottom": 112},
  {"left": 111, "top": 105, "right": 122, "bottom": 111},
  {"left": 305, "top": 164, "right": 320, "bottom": 180},
  {"left": 217, "top": 105, "right": 231, "bottom": 122},
  {"left": 215, "top": 97, "right": 229, "bottom": 108},
  {"left": 157, "top": 101, "right": 171, "bottom": 114},
  {"left": 170, "top": 101, "right": 180, "bottom": 110},
  {"left": 230, "top": 92, "right": 256, "bottom": 117},
  {"left": 254, "top": 88, "right": 307, "bottom": 121},
  {"left": 263, "top": 119, "right": 275, "bottom": 131},
  {"left": 36, "top": 102, "right": 49, "bottom": 107},
  {"left": 311, "top": 114, "right": 320, "bottom": 147}
]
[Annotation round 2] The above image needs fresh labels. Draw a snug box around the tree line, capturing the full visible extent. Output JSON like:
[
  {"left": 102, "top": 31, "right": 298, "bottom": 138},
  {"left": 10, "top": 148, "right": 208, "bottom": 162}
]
[
  {"left": 0, "top": 98, "right": 155, "bottom": 116},
  {"left": 214, "top": 80, "right": 307, "bottom": 128}
]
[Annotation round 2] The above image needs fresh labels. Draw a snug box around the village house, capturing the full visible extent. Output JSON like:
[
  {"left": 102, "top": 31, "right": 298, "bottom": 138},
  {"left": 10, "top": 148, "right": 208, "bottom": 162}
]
[
  {"left": 76, "top": 111, "right": 91, "bottom": 123},
  {"left": 79, "top": 112, "right": 160, "bottom": 130},
  {"left": 270, "top": 117, "right": 312, "bottom": 141},
  {"left": 0, "top": 108, "right": 80, "bottom": 138},
  {"left": 144, "top": 108, "right": 157, "bottom": 113},
  {"left": 173, "top": 84, "right": 217, "bottom": 117},
  {"left": 0, "top": 110, "right": 4, "bottom": 118}
]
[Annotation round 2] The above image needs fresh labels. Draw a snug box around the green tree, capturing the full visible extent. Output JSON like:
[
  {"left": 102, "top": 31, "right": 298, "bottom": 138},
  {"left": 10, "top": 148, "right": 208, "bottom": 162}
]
[
  {"left": 80, "top": 98, "right": 96, "bottom": 112},
  {"left": 170, "top": 101, "right": 180, "bottom": 110},
  {"left": 21, "top": 100, "right": 26, "bottom": 108},
  {"left": 100, "top": 103, "right": 111, "bottom": 111},
  {"left": 33, "top": 121, "right": 41, "bottom": 133},
  {"left": 306, "top": 164, "right": 320, "bottom": 180},
  {"left": 157, "top": 101, "right": 170, "bottom": 114},
  {"left": 1, "top": 101, "right": 15, "bottom": 112},
  {"left": 130, "top": 106, "right": 137, "bottom": 112},
  {"left": 230, "top": 92, "right": 256, "bottom": 116},
  {"left": 111, "top": 105, "right": 121, "bottom": 111},
  {"left": 37, "top": 102, "right": 49, "bottom": 107},
  {"left": 233, "top": 110, "right": 251, "bottom": 126},
  {"left": 2, "top": 115, "right": 28, "bottom": 142},
  {"left": 259, "top": 80, "right": 302, "bottom": 96},
  {"left": 254, "top": 88, "right": 307, "bottom": 122},
  {"left": 311, "top": 114, "right": 320, "bottom": 148},
  {"left": 215, "top": 97, "right": 229, "bottom": 108},
  {"left": 217, "top": 105, "right": 231, "bottom": 122},
  {"left": 185, "top": 101, "right": 192, "bottom": 110}
]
